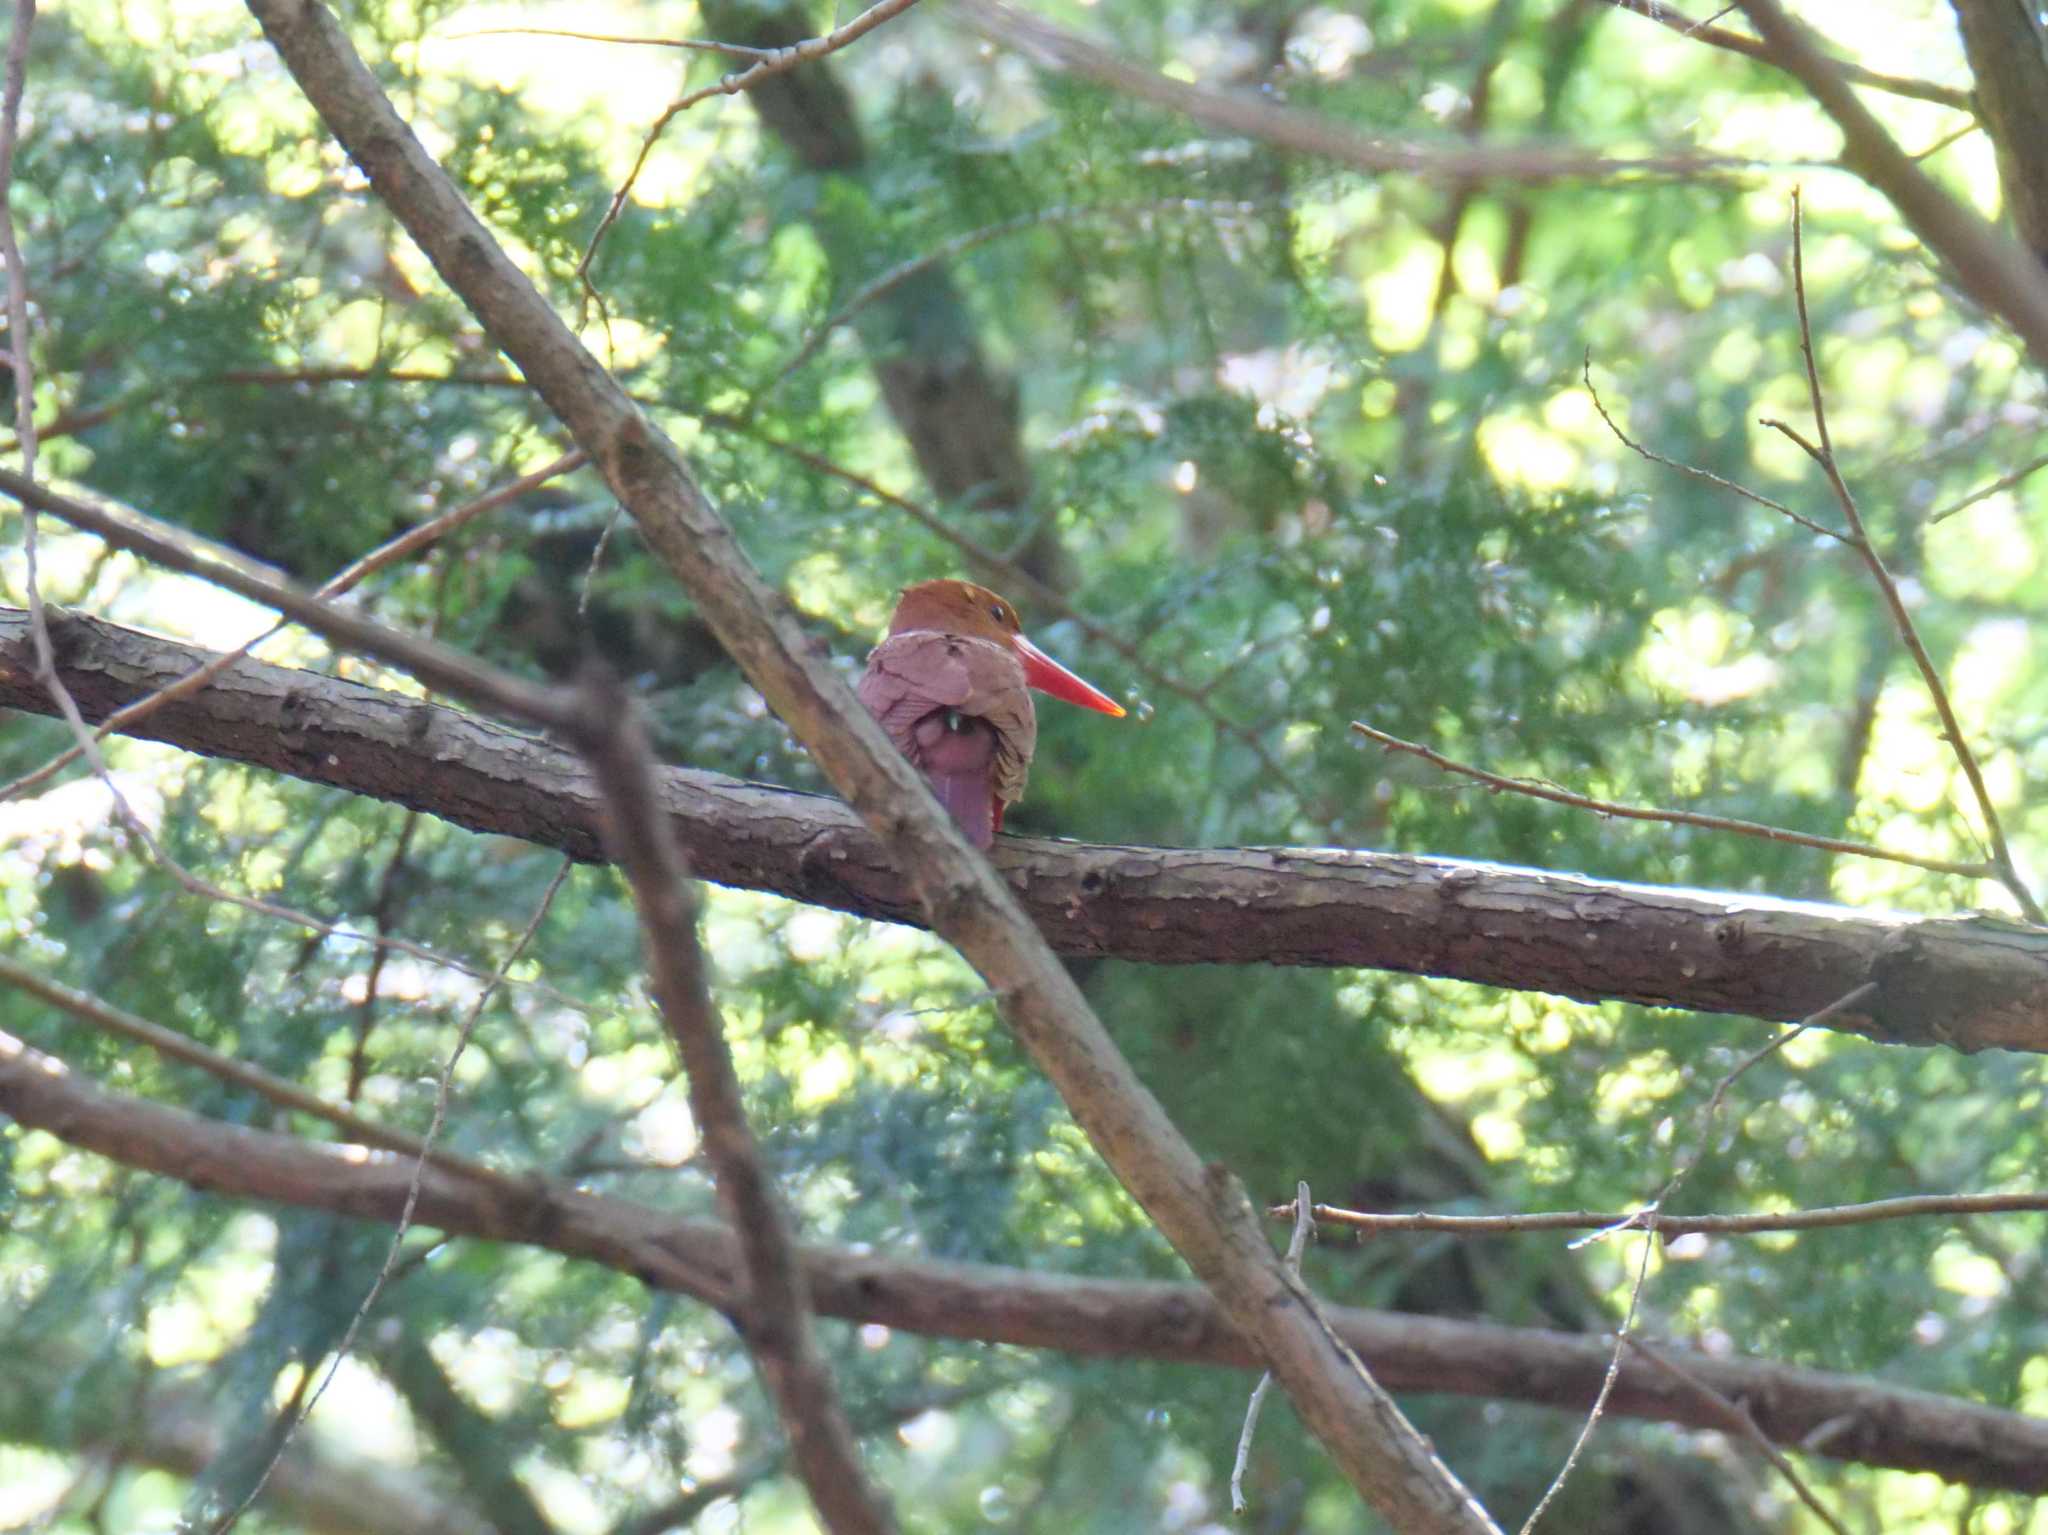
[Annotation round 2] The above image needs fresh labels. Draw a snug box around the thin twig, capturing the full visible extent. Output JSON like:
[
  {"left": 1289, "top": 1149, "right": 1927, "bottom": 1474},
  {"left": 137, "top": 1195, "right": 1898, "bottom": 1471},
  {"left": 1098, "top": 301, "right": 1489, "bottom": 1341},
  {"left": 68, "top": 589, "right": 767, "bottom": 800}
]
[
  {"left": 1350, "top": 721, "right": 1997, "bottom": 879},
  {"left": 1231, "top": 1181, "right": 1314, "bottom": 1516},
  {"left": 1620, "top": 1337, "right": 1852, "bottom": 1535},
  {"left": 1, "top": 0, "right": 61, "bottom": 761},
  {"left": 1583, "top": 351, "right": 1847, "bottom": 542},
  {"left": 565, "top": 670, "right": 896, "bottom": 1535},
  {"left": 1770, "top": 192, "right": 2042, "bottom": 923},
  {"left": 1735, "top": 0, "right": 2048, "bottom": 367},
  {"left": 1592, "top": 0, "right": 1973, "bottom": 111},
  {"left": 1515, "top": 1228, "right": 1656, "bottom": 1533},
  {"left": 1, "top": 468, "right": 600, "bottom": 1014},
  {"left": 208, "top": 859, "right": 570, "bottom": 1535},
  {"left": 0, "top": 951, "right": 525, "bottom": 1193},
  {"left": 0, "top": 449, "right": 585, "bottom": 804},
  {"left": 577, "top": 0, "right": 924, "bottom": 282},
  {"left": 1514, "top": 982, "right": 1868, "bottom": 1528},
  {"left": 439, "top": 26, "right": 776, "bottom": 61},
  {"left": 1908, "top": 120, "right": 1980, "bottom": 165},
  {"left": 1926, "top": 448, "right": 2048, "bottom": 525},
  {"left": 11, "top": 7, "right": 560, "bottom": 1077},
  {"left": 1290, "top": 1187, "right": 2048, "bottom": 1239}
]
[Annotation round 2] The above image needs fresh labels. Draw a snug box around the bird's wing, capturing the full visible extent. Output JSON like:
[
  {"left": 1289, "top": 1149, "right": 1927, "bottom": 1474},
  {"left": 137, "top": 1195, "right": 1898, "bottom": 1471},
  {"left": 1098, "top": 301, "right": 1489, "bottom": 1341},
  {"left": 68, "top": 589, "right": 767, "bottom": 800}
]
[{"left": 859, "top": 631, "right": 1038, "bottom": 808}]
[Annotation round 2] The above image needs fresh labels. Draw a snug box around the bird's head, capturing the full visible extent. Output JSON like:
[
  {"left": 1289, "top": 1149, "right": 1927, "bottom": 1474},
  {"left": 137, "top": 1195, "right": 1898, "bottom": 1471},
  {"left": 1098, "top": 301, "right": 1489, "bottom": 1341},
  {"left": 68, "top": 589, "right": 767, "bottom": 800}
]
[{"left": 887, "top": 579, "right": 1126, "bottom": 717}]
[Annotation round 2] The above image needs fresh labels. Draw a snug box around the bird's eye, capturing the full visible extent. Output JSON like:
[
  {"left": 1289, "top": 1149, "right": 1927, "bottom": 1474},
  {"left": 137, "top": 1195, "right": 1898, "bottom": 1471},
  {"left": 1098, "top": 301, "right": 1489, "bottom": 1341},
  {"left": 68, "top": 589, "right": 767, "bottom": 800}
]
[{"left": 991, "top": 604, "right": 1007, "bottom": 623}]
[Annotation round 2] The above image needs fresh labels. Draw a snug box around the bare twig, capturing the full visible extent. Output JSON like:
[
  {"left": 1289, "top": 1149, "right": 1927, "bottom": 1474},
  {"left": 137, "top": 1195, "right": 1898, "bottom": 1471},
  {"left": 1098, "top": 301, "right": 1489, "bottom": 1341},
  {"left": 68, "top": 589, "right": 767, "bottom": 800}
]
[
  {"left": 565, "top": 670, "right": 895, "bottom": 1535},
  {"left": 0, "top": 1, "right": 33, "bottom": 485},
  {"left": 0, "top": 449, "right": 585, "bottom": 804},
  {"left": 1231, "top": 1181, "right": 1314, "bottom": 1516},
  {"left": 1927, "top": 448, "right": 2048, "bottom": 526},
  {"left": 1290, "top": 1187, "right": 2048, "bottom": 1240},
  {"left": 1593, "top": 0, "right": 1973, "bottom": 111},
  {"left": 0, "top": 42, "right": 581, "bottom": 1041},
  {"left": 1351, "top": 721, "right": 1996, "bottom": 880},
  {"left": 1620, "top": 1337, "right": 1852, "bottom": 1535},
  {"left": 1, "top": 0, "right": 64, "bottom": 774},
  {"left": 1515, "top": 1230, "right": 1655, "bottom": 1533},
  {"left": 1763, "top": 193, "right": 2041, "bottom": 923},
  {"left": 439, "top": 26, "right": 775, "bottom": 61},
  {"left": 0, "top": 469, "right": 602, "bottom": 1016},
  {"left": 1583, "top": 351, "right": 1847, "bottom": 543},
  {"left": 0, "top": 470, "right": 575, "bottom": 727},
  {"left": 963, "top": 0, "right": 1751, "bottom": 184},
  {"left": 1515, "top": 981, "right": 1868, "bottom": 1530},
  {"left": 0, "top": 951, "right": 523, "bottom": 1192},
  {"left": 577, "top": 0, "right": 924, "bottom": 282},
  {"left": 208, "top": 860, "right": 569, "bottom": 1534}
]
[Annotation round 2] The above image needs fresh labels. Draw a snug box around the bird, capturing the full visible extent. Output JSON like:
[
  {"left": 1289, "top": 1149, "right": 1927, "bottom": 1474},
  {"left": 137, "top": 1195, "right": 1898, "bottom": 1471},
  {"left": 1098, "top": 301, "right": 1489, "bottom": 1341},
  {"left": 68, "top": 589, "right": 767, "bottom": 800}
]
[{"left": 857, "top": 578, "right": 1124, "bottom": 848}]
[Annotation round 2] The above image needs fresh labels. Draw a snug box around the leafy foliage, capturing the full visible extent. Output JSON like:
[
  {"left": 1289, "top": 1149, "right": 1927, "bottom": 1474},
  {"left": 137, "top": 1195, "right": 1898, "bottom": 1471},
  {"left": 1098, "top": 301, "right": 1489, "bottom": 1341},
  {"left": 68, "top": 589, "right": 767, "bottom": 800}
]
[{"left": 4, "top": 0, "right": 2047, "bottom": 1530}]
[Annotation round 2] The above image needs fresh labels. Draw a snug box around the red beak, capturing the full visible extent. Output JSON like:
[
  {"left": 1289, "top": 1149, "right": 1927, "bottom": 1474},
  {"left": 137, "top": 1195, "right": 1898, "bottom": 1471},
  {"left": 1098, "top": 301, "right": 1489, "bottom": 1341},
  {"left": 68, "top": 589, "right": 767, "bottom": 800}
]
[{"left": 1014, "top": 634, "right": 1126, "bottom": 717}]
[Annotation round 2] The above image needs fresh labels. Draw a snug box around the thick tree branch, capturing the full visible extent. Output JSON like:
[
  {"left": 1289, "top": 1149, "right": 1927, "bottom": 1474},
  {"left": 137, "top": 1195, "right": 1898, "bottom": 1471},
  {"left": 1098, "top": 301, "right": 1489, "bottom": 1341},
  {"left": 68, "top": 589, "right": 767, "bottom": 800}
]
[
  {"left": 8, "top": 606, "right": 2048, "bottom": 1054},
  {"left": 1, "top": 1033, "right": 2043, "bottom": 1495},
  {"left": 1732, "top": 0, "right": 2048, "bottom": 366},
  {"left": 1946, "top": 0, "right": 2048, "bottom": 263},
  {"left": 245, "top": 6, "right": 1497, "bottom": 1522}
]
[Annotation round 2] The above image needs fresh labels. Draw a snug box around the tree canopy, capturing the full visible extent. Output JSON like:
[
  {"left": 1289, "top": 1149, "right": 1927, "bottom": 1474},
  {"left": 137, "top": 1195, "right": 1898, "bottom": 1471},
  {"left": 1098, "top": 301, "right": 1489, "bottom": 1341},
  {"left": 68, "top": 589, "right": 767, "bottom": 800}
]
[{"left": 4, "top": 0, "right": 2048, "bottom": 1530}]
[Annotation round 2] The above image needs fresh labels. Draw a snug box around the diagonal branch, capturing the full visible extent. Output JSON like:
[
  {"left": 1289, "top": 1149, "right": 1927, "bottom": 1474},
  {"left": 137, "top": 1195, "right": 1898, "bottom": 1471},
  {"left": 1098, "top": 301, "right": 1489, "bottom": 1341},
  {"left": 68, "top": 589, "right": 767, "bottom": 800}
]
[
  {"left": 237, "top": 1, "right": 1500, "bottom": 1524},
  {"left": 1763, "top": 192, "right": 2041, "bottom": 923},
  {"left": 1732, "top": 0, "right": 2048, "bottom": 366},
  {"left": 565, "top": 671, "right": 895, "bottom": 1535},
  {"left": 1945, "top": 0, "right": 2048, "bottom": 262}
]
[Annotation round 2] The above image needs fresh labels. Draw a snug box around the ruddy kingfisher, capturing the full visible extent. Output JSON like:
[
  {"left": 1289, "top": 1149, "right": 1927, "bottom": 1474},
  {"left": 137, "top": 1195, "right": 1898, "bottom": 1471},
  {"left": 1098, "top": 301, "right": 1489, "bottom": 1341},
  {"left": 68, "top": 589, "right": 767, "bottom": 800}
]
[{"left": 858, "top": 579, "right": 1125, "bottom": 848}]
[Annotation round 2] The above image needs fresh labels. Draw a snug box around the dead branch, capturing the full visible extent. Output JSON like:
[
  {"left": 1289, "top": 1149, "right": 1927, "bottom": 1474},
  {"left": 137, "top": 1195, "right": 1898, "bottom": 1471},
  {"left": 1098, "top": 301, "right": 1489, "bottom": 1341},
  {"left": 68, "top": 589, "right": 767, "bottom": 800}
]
[
  {"left": 1289, "top": 1189, "right": 2048, "bottom": 1239},
  {"left": 1620, "top": 1338, "right": 1852, "bottom": 1535},
  {"left": 1, "top": 449, "right": 584, "bottom": 803},
  {"left": 1351, "top": 721, "right": 1996, "bottom": 881}
]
